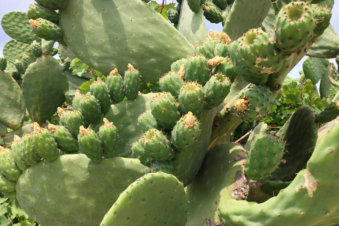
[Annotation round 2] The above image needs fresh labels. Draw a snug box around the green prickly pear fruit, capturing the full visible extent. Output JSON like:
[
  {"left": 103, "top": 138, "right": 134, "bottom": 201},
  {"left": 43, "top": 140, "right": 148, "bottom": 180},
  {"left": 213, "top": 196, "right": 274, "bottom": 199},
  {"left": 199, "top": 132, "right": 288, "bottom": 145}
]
[
  {"left": 27, "top": 3, "right": 59, "bottom": 23},
  {"left": 138, "top": 111, "right": 158, "bottom": 132},
  {"left": 98, "top": 118, "right": 118, "bottom": 158},
  {"left": 58, "top": 108, "right": 84, "bottom": 136},
  {"left": 275, "top": 1, "right": 316, "bottom": 54},
  {"left": 194, "top": 40, "right": 219, "bottom": 59},
  {"left": 132, "top": 129, "right": 174, "bottom": 166},
  {"left": 311, "top": 5, "right": 331, "bottom": 36},
  {"left": 171, "top": 58, "right": 188, "bottom": 73},
  {"left": 204, "top": 73, "right": 231, "bottom": 108},
  {"left": 14, "top": 59, "right": 25, "bottom": 75},
  {"left": 124, "top": 64, "right": 141, "bottom": 100},
  {"left": 167, "top": 8, "right": 179, "bottom": 25},
  {"left": 35, "top": 0, "right": 69, "bottom": 10},
  {"left": 159, "top": 71, "right": 184, "bottom": 97},
  {"left": 245, "top": 133, "right": 284, "bottom": 180},
  {"left": 48, "top": 124, "right": 78, "bottom": 154},
  {"left": 188, "top": 0, "right": 202, "bottom": 13},
  {"left": 76, "top": 93, "right": 102, "bottom": 125},
  {"left": 0, "top": 146, "right": 21, "bottom": 182},
  {"left": 29, "top": 18, "right": 63, "bottom": 41},
  {"left": 62, "top": 57, "right": 71, "bottom": 71},
  {"left": 89, "top": 79, "right": 112, "bottom": 114},
  {"left": 0, "top": 58, "right": 7, "bottom": 71},
  {"left": 231, "top": 84, "right": 275, "bottom": 121},
  {"left": 71, "top": 90, "right": 83, "bottom": 110},
  {"left": 202, "top": 1, "right": 224, "bottom": 24},
  {"left": 78, "top": 126, "right": 103, "bottom": 162},
  {"left": 107, "top": 69, "right": 125, "bottom": 103},
  {"left": 30, "top": 40, "right": 42, "bottom": 58},
  {"left": 214, "top": 57, "right": 238, "bottom": 81},
  {"left": 41, "top": 40, "right": 55, "bottom": 55},
  {"left": 213, "top": 0, "right": 227, "bottom": 10},
  {"left": 214, "top": 43, "right": 230, "bottom": 57},
  {"left": 150, "top": 92, "right": 181, "bottom": 130},
  {"left": 11, "top": 135, "right": 40, "bottom": 171},
  {"left": 178, "top": 82, "right": 205, "bottom": 115},
  {"left": 148, "top": 161, "right": 174, "bottom": 174},
  {"left": 184, "top": 55, "right": 211, "bottom": 85},
  {"left": 229, "top": 28, "right": 284, "bottom": 84},
  {"left": 0, "top": 174, "right": 16, "bottom": 194},
  {"left": 31, "top": 123, "right": 60, "bottom": 162},
  {"left": 21, "top": 54, "right": 33, "bottom": 69},
  {"left": 171, "top": 112, "right": 201, "bottom": 151}
]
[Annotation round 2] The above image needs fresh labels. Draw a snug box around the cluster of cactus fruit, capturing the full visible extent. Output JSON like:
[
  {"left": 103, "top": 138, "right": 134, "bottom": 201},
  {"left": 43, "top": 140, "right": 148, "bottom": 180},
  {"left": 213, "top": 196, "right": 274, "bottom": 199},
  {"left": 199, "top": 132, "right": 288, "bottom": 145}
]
[{"left": 0, "top": 0, "right": 338, "bottom": 225}]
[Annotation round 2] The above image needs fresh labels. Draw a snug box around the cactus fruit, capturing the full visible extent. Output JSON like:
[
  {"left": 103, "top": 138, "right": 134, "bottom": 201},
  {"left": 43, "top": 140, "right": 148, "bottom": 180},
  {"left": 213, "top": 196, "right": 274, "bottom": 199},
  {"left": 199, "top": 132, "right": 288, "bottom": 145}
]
[
  {"left": 188, "top": 0, "right": 202, "bottom": 13},
  {"left": 230, "top": 28, "right": 284, "bottom": 84},
  {"left": 171, "top": 112, "right": 201, "bottom": 151},
  {"left": 232, "top": 84, "right": 275, "bottom": 121},
  {"left": 194, "top": 40, "right": 219, "bottom": 59},
  {"left": 124, "top": 64, "right": 141, "bottom": 100},
  {"left": 171, "top": 58, "right": 188, "bottom": 73},
  {"left": 184, "top": 55, "right": 211, "bottom": 84},
  {"left": 106, "top": 69, "right": 125, "bottom": 103},
  {"left": 167, "top": 8, "right": 180, "bottom": 25},
  {"left": 137, "top": 111, "right": 158, "bottom": 132},
  {"left": 75, "top": 94, "right": 102, "bottom": 125},
  {"left": 27, "top": 3, "right": 59, "bottom": 23},
  {"left": 0, "top": 146, "right": 21, "bottom": 181},
  {"left": 0, "top": 174, "right": 16, "bottom": 194},
  {"left": 204, "top": 73, "right": 231, "bottom": 108},
  {"left": 48, "top": 124, "right": 78, "bottom": 154},
  {"left": 213, "top": 0, "right": 227, "bottom": 10},
  {"left": 159, "top": 71, "right": 184, "bottom": 97},
  {"left": 78, "top": 126, "right": 103, "bottom": 162},
  {"left": 311, "top": 5, "right": 331, "bottom": 36},
  {"left": 151, "top": 92, "right": 181, "bottom": 130},
  {"left": 35, "top": 0, "right": 69, "bottom": 10},
  {"left": 58, "top": 108, "right": 84, "bottom": 136},
  {"left": 213, "top": 57, "right": 238, "bottom": 81},
  {"left": 275, "top": 1, "right": 316, "bottom": 53},
  {"left": 132, "top": 129, "right": 174, "bottom": 166},
  {"left": 29, "top": 18, "right": 63, "bottom": 41},
  {"left": 148, "top": 162, "right": 174, "bottom": 174},
  {"left": 202, "top": 1, "right": 224, "bottom": 24},
  {"left": 98, "top": 119, "right": 118, "bottom": 158},
  {"left": 89, "top": 79, "right": 112, "bottom": 114},
  {"left": 0, "top": 58, "right": 7, "bottom": 71},
  {"left": 179, "top": 82, "right": 205, "bottom": 115},
  {"left": 14, "top": 59, "right": 25, "bottom": 75},
  {"left": 30, "top": 40, "right": 42, "bottom": 58},
  {"left": 244, "top": 132, "right": 285, "bottom": 180},
  {"left": 214, "top": 43, "right": 229, "bottom": 57}
]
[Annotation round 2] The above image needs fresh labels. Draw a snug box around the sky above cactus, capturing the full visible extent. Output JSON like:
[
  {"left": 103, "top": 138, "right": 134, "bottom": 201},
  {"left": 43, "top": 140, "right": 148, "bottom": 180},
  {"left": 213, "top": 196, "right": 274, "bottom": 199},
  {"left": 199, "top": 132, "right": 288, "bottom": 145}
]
[{"left": 0, "top": 0, "right": 338, "bottom": 79}]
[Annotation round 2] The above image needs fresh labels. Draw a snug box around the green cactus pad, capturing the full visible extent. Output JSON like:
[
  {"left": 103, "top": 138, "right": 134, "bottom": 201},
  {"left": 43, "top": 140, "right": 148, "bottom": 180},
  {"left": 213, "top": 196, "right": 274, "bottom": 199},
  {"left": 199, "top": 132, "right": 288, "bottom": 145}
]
[
  {"left": 184, "top": 55, "right": 211, "bottom": 85},
  {"left": 315, "top": 102, "right": 339, "bottom": 123},
  {"left": 147, "top": 162, "right": 174, "bottom": 174},
  {"left": 41, "top": 39, "right": 55, "bottom": 55},
  {"left": 204, "top": 73, "right": 231, "bottom": 108},
  {"left": 132, "top": 129, "right": 174, "bottom": 166},
  {"left": 58, "top": 108, "right": 84, "bottom": 137},
  {"left": 22, "top": 56, "right": 68, "bottom": 123},
  {"left": 107, "top": 69, "right": 125, "bottom": 103},
  {"left": 159, "top": 71, "right": 184, "bottom": 97},
  {"left": 27, "top": 3, "right": 59, "bottom": 23},
  {"left": 1, "top": 11, "right": 39, "bottom": 43},
  {"left": 48, "top": 124, "right": 78, "bottom": 154},
  {"left": 230, "top": 28, "right": 284, "bottom": 84},
  {"left": 0, "top": 174, "right": 16, "bottom": 194},
  {"left": 244, "top": 133, "right": 284, "bottom": 180},
  {"left": 218, "top": 119, "right": 339, "bottom": 225},
  {"left": 104, "top": 93, "right": 156, "bottom": 157},
  {"left": 0, "top": 146, "right": 21, "bottom": 182},
  {"left": 231, "top": 84, "right": 275, "bottom": 121},
  {"left": 187, "top": 0, "right": 202, "bottom": 13},
  {"left": 137, "top": 111, "right": 158, "bottom": 132},
  {"left": 179, "top": 82, "right": 205, "bottom": 115},
  {"left": 29, "top": 18, "right": 63, "bottom": 41},
  {"left": 0, "top": 71, "right": 25, "bottom": 130},
  {"left": 275, "top": 1, "right": 316, "bottom": 54},
  {"left": 35, "top": 0, "right": 69, "bottom": 10},
  {"left": 98, "top": 119, "right": 118, "bottom": 158},
  {"left": 3, "top": 40, "right": 31, "bottom": 62},
  {"left": 151, "top": 92, "right": 181, "bottom": 130},
  {"left": 78, "top": 126, "right": 103, "bottom": 162},
  {"left": 202, "top": 1, "right": 224, "bottom": 24},
  {"left": 76, "top": 94, "right": 102, "bottom": 125},
  {"left": 214, "top": 57, "right": 238, "bottom": 81},
  {"left": 171, "top": 112, "right": 201, "bottom": 151},
  {"left": 90, "top": 79, "right": 112, "bottom": 114},
  {"left": 16, "top": 155, "right": 147, "bottom": 226},
  {"left": 59, "top": 0, "right": 193, "bottom": 82},
  {"left": 171, "top": 58, "right": 188, "bottom": 73},
  {"left": 124, "top": 64, "right": 141, "bottom": 100},
  {"left": 100, "top": 172, "right": 188, "bottom": 226}
]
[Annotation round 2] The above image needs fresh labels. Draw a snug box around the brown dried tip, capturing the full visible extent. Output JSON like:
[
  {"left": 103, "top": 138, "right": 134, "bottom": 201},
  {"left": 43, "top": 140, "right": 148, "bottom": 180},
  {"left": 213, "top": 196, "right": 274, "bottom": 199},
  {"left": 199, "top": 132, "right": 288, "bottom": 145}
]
[
  {"left": 57, "top": 107, "right": 65, "bottom": 116},
  {"left": 109, "top": 68, "right": 119, "bottom": 76},
  {"left": 219, "top": 32, "right": 232, "bottom": 44},
  {"left": 178, "top": 64, "right": 185, "bottom": 79},
  {"left": 13, "top": 135, "right": 21, "bottom": 143},
  {"left": 102, "top": 118, "right": 114, "bottom": 128},
  {"left": 127, "top": 64, "right": 137, "bottom": 72},
  {"left": 208, "top": 56, "right": 224, "bottom": 68},
  {"left": 335, "top": 101, "right": 339, "bottom": 108},
  {"left": 234, "top": 98, "right": 250, "bottom": 113},
  {"left": 29, "top": 19, "right": 40, "bottom": 29},
  {"left": 0, "top": 146, "right": 7, "bottom": 152},
  {"left": 79, "top": 126, "right": 90, "bottom": 137},
  {"left": 32, "top": 122, "right": 43, "bottom": 134},
  {"left": 47, "top": 124, "right": 59, "bottom": 133},
  {"left": 303, "top": 169, "right": 318, "bottom": 197},
  {"left": 182, "top": 112, "right": 198, "bottom": 129},
  {"left": 65, "top": 57, "right": 71, "bottom": 62},
  {"left": 208, "top": 31, "right": 232, "bottom": 44}
]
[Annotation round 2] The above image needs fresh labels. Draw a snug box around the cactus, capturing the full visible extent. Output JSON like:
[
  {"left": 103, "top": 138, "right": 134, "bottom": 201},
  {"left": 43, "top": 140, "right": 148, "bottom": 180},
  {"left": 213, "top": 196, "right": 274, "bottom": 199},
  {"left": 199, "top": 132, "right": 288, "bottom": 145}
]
[{"left": 0, "top": 0, "right": 338, "bottom": 225}]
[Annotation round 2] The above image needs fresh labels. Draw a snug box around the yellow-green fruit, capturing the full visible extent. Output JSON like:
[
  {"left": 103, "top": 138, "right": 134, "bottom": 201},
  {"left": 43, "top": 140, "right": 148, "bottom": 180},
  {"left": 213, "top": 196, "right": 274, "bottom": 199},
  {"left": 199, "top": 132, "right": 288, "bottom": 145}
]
[
  {"left": 90, "top": 79, "right": 112, "bottom": 114},
  {"left": 78, "top": 126, "right": 103, "bottom": 162},
  {"left": 159, "top": 71, "right": 184, "bottom": 97},
  {"left": 98, "top": 119, "right": 118, "bottom": 158},
  {"left": 124, "top": 64, "right": 141, "bottom": 100},
  {"left": 58, "top": 108, "right": 84, "bottom": 137},
  {"left": 179, "top": 82, "right": 205, "bottom": 115},
  {"left": 107, "top": 69, "right": 125, "bottom": 103},
  {"left": 204, "top": 73, "right": 231, "bottom": 109},
  {"left": 0, "top": 146, "right": 21, "bottom": 181},
  {"left": 48, "top": 124, "right": 78, "bottom": 154}
]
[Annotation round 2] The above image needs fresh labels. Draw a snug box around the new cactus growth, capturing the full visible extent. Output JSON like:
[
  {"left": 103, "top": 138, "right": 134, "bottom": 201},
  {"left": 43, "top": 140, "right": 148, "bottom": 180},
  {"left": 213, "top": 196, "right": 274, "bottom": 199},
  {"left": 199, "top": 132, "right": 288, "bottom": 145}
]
[{"left": 0, "top": 0, "right": 338, "bottom": 225}]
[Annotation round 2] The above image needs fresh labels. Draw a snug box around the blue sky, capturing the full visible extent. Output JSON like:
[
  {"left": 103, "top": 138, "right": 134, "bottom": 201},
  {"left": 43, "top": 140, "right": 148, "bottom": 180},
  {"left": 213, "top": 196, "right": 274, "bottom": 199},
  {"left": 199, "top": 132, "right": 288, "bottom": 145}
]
[{"left": 0, "top": 0, "right": 338, "bottom": 79}]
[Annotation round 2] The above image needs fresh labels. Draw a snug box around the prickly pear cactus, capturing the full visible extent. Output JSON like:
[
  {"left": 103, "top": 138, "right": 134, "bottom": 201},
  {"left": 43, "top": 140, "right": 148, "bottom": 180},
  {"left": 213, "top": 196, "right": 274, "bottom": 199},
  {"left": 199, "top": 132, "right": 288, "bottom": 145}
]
[{"left": 0, "top": 0, "right": 338, "bottom": 225}]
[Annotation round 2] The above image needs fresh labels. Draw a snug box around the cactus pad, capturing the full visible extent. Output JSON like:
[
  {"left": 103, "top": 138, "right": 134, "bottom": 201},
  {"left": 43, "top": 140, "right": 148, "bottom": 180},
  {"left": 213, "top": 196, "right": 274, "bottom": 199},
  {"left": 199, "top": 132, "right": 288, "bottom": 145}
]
[
  {"left": 3, "top": 40, "right": 31, "bottom": 62},
  {"left": 27, "top": 3, "right": 59, "bottom": 23}
]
